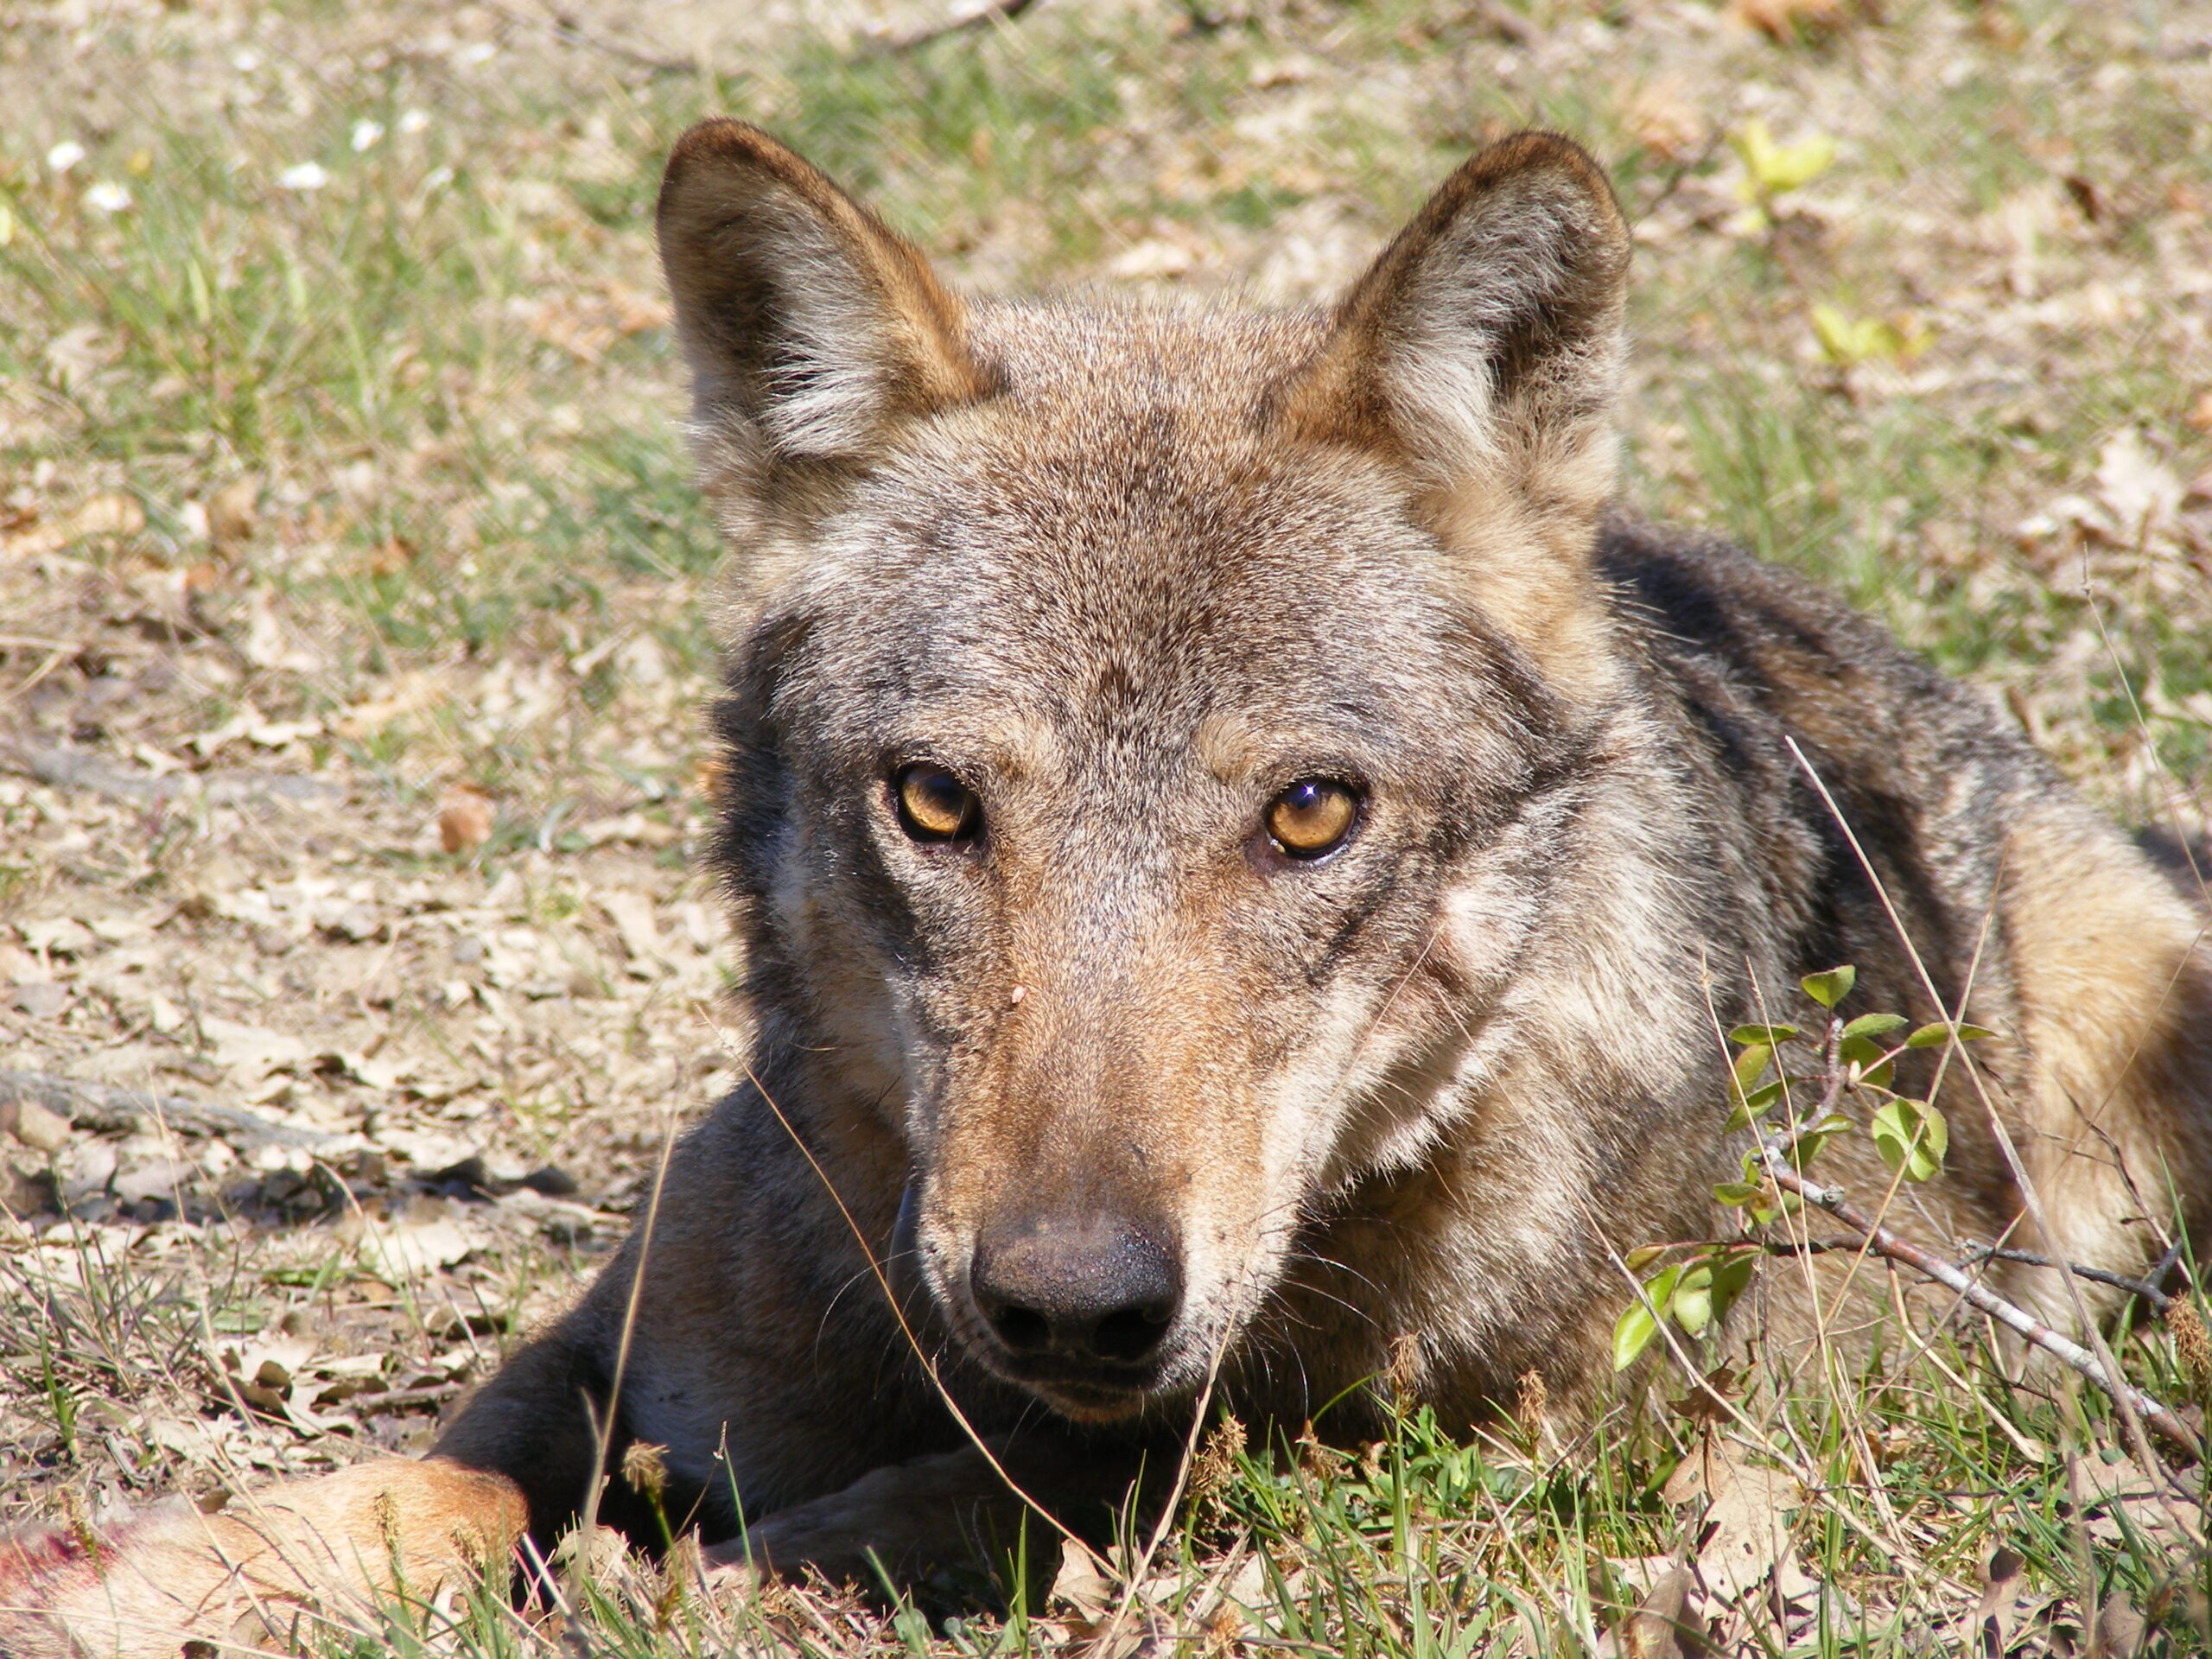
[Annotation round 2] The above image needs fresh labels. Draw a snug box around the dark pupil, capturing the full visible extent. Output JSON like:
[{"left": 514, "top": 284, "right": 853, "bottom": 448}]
[
  {"left": 1286, "top": 782, "right": 1324, "bottom": 814},
  {"left": 917, "top": 773, "right": 963, "bottom": 820},
  {"left": 901, "top": 766, "right": 973, "bottom": 838}
]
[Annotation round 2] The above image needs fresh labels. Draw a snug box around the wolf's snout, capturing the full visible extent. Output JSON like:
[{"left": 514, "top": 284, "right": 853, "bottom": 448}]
[{"left": 969, "top": 1216, "right": 1182, "bottom": 1366}]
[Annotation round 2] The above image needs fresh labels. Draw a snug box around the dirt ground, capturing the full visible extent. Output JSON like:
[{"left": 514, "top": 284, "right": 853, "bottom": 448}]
[{"left": 2, "top": 0, "right": 2209, "bottom": 1646}]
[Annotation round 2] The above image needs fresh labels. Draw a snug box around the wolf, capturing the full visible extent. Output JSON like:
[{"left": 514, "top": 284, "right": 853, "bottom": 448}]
[{"left": 8, "top": 120, "right": 2209, "bottom": 1656}]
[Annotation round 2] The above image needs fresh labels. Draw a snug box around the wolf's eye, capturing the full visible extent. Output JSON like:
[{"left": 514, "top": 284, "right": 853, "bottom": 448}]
[
  {"left": 1265, "top": 779, "right": 1358, "bottom": 860},
  {"left": 893, "top": 764, "right": 980, "bottom": 842}
]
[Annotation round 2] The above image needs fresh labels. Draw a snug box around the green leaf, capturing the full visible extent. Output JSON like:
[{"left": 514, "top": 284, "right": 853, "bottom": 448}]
[
  {"left": 1612, "top": 1301, "right": 1659, "bottom": 1371},
  {"left": 1872, "top": 1099, "right": 1948, "bottom": 1181},
  {"left": 1729, "top": 1025, "right": 1800, "bottom": 1047},
  {"left": 1731, "top": 1042, "right": 1774, "bottom": 1090},
  {"left": 1615, "top": 1262, "right": 1684, "bottom": 1370},
  {"left": 1671, "top": 1265, "right": 1715, "bottom": 1335},
  {"left": 1709, "top": 1253, "right": 1758, "bottom": 1324},
  {"left": 1713, "top": 1180, "right": 1764, "bottom": 1205},
  {"left": 1810, "top": 304, "right": 1917, "bottom": 367},
  {"left": 1731, "top": 117, "right": 1836, "bottom": 196},
  {"left": 1724, "top": 1076, "right": 1786, "bottom": 1133},
  {"left": 1840, "top": 1013, "right": 1907, "bottom": 1040},
  {"left": 1905, "top": 1020, "right": 1998, "bottom": 1049},
  {"left": 1801, "top": 965, "right": 1856, "bottom": 1009},
  {"left": 1787, "top": 1113, "right": 1854, "bottom": 1170},
  {"left": 1624, "top": 1244, "right": 1670, "bottom": 1272}
]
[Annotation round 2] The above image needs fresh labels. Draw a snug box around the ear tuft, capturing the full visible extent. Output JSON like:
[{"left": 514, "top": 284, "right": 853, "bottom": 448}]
[
  {"left": 1275, "top": 131, "right": 1630, "bottom": 502},
  {"left": 657, "top": 120, "right": 998, "bottom": 469}
]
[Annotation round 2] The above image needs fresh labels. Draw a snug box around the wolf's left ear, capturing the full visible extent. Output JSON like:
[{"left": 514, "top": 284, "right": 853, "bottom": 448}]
[
  {"left": 657, "top": 120, "right": 998, "bottom": 472},
  {"left": 1275, "top": 132, "right": 1630, "bottom": 531}
]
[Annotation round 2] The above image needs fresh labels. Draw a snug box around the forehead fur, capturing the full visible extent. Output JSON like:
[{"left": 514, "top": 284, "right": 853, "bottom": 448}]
[{"left": 745, "top": 301, "right": 1538, "bottom": 760}]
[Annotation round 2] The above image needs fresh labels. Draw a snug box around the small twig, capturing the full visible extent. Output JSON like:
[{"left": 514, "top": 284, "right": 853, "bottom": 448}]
[
  {"left": 853, "top": 0, "right": 1039, "bottom": 58},
  {"left": 484, "top": 0, "right": 700, "bottom": 77},
  {"left": 1962, "top": 1247, "right": 2180, "bottom": 1314},
  {"left": 1756, "top": 1151, "right": 2202, "bottom": 1456},
  {"left": 348, "top": 1382, "right": 463, "bottom": 1416}
]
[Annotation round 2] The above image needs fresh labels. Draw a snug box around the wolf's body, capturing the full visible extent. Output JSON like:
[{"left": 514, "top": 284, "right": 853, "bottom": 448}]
[{"left": 9, "top": 124, "right": 2209, "bottom": 1657}]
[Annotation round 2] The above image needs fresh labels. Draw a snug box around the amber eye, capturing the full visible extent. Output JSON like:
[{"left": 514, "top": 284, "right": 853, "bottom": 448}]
[
  {"left": 893, "top": 764, "right": 980, "bottom": 842},
  {"left": 1265, "top": 779, "right": 1358, "bottom": 860}
]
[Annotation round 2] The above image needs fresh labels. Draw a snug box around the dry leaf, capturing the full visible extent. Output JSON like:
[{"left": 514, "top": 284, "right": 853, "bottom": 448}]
[
  {"left": 1663, "top": 1435, "right": 1803, "bottom": 1604},
  {"left": 1109, "top": 238, "right": 1196, "bottom": 281},
  {"left": 1625, "top": 81, "right": 1707, "bottom": 162},
  {"left": 1730, "top": 0, "right": 1847, "bottom": 41},
  {"left": 1965, "top": 1546, "right": 2024, "bottom": 1656},
  {"left": 354, "top": 1213, "right": 479, "bottom": 1277},
  {"left": 2072, "top": 1453, "right": 2205, "bottom": 1553},
  {"left": 207, "top": 476, "right": 257, "bottom": 552},
  {"left": 2096, "top": 1587, "right": 2147, "bottom": 1657},
  {"left": 1050, "top": 1535, "right": 1116, "bottom": 1625},
  {"left": 439, "top": 788, "right": 495, "bottom": 853},
  {"left": 2094, "top": 428, "right": 2183, "bottom": 537},
  {"left": 1614, "top": 1564, "right": 1699, "bottom": 1658},
  {"left": 197, "top": 1015, "right": 312, "bottom": 1078}
]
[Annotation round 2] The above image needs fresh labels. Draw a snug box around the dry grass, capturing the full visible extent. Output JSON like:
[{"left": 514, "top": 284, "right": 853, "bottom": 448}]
[{"left": 1, "top": 0, "right": 2209, "bottom": 1651}]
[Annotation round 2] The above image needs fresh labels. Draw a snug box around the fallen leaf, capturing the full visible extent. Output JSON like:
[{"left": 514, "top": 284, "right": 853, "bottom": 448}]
[
  {"left": 2072, "top": 1453, "right": 2205, "bottom": 1553},
  {"left": 355, "top": 1214, "right": 479, "bottom": 1277},
  {"left": 600, "top": 889, "right": 670, "bottom": 969},
  {"left": 2094, "top": 428, "right": 2183, "bottom": 537},
  {"left": 439, "top": 787, "right": 495, "bottom": 853},
  {"left": 240, "top": 589, "right": 321, "bottom": 672},
  {"left": 1730, "top": 0, "right": 1847, "bottom": 40},
  {"left": 2096, "top": 1587, "right": 2147, "bottom": 1657},
  {"left": 1663, "top": 1434, "right": 1803, "bottom": 1605},
  {"left": 198, "top": 1015, "right": 312, "bottom": 1078},
  {"left": 1963, "top": 1546, "right": 2024, "bottom": 1656},
  {"left": 1050, "top": 1535, "right": 1116, "bottom": 1625},
  {"left": 207, "top": 476, "right": 258, "bottom": 552},
  {"left": 1614, "top": 1564, "right": 1698, "bottom": 1659},
  {"left": 1108, "top": 238, "right": 1196, "bottom": 281}
]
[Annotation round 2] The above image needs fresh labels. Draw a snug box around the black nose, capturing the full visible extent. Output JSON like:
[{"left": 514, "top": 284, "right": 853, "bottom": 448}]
[{"left": 969, "top": 1216, "right": 1182, "bottom": 1365}]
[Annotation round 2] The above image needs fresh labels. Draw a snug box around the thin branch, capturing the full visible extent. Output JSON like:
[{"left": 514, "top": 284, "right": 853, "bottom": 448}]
[
  {"left": 1962, "top": 1247, "right": 2181, "bottom": 1314},
  {"left": 483, "top": 1, "right": 700, "bottom": 77},
  {"left": 1755, "top": 1150, "right": 2202, "bottom": 1457},
  {"left": 1783, "top": 737, "right": 2177, "bottom": 1481},
  {"left": 853, "top": 0, "right": 1039, "bottom": 58}
]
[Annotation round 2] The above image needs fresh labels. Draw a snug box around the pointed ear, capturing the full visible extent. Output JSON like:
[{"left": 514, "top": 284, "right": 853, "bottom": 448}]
[
  {"left": 1275, "top": 131, "right": 1630, "bottom": 526},
  {"left": 657, "top": 120, "right": 1000, "bottom": 474}
]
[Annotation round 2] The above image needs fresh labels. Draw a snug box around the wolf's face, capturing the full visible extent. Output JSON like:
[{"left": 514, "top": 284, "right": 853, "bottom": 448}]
[{"left": 659, "top": 125, "right": 1631, "bottom": 1419}]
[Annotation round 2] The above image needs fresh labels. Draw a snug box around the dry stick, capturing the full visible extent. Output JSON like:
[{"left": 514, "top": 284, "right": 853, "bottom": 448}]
[
  {"left": 854, "top": 0, "right": 1040, "bottom": 58},
  {"left": 1077, "top": 1334, "right": 1231, "bottom": 1659},
  {"left": 482, "top": 0, "right": 698, "bottom": 76},
  {"left": 1754, "top": 1154, "right": 2200, "bottom": 1456},
  {"left": 1781, "top": 738, "right": 2179, "bottom": 1479},
  {"left": 575, "top": 1103, "right": 683, "bottom": 1551}
]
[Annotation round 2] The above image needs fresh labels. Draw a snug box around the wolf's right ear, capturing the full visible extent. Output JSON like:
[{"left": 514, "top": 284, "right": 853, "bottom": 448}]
[{"left": 657, "top": 120, "right": 999, "bottom": 474}]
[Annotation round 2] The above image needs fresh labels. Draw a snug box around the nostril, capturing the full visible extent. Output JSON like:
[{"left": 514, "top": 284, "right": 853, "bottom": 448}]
[
  {"left": 1091, "top": 1301, "right": 1175, "bottom": 1363},
  {"left": 988, "top": 1301, "right": 1052, "bottom": 1355}
]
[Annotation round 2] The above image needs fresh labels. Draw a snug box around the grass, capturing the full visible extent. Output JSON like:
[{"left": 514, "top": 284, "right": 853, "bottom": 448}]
[{"left": 2, "top": 0, "right": 2209, "bottom": 1652}]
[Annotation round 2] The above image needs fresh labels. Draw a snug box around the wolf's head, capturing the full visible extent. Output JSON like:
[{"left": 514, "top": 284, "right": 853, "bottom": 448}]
[{"left": 658, "top": 123, "right": 1632, "bottom": 1421}]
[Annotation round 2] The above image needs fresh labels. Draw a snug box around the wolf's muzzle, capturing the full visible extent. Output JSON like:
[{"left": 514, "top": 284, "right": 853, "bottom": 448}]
[{"left": 968, "top": 1212, "right": 1182, "bottom": 1373}]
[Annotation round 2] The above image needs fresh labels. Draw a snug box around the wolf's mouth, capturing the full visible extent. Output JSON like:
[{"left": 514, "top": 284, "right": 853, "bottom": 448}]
[{"left": 991, "top": 1357, "right": 1161, "bottom": 1421}]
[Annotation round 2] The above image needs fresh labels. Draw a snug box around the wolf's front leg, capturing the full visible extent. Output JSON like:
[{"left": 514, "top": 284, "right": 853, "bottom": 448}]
[
  {"left": 697, "top": 1433, "right": 1151, "bottom": 1592},
  {"left": 0, "top": 1457, "right": 527, "bottom": 1659}
]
